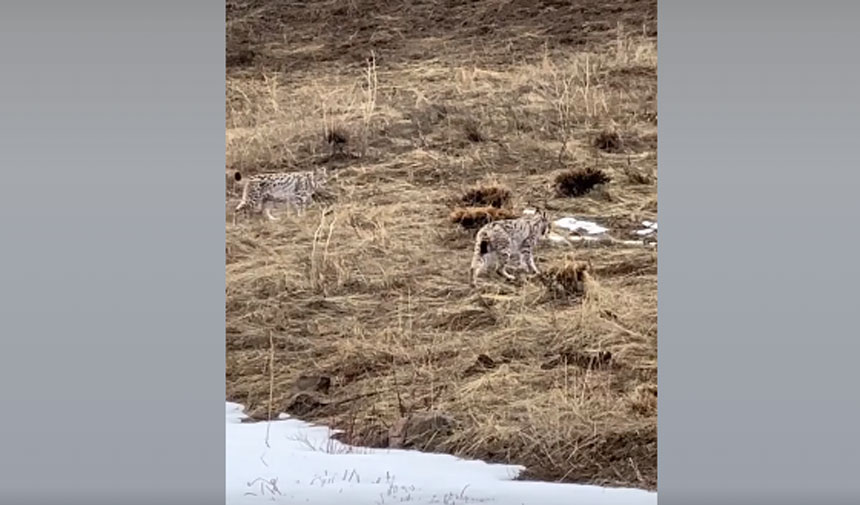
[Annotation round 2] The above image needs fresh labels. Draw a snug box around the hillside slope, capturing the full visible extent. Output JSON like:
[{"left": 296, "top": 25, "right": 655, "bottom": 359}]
[{"left": 226, "top": 0, "right": 657, "bottom": 490}]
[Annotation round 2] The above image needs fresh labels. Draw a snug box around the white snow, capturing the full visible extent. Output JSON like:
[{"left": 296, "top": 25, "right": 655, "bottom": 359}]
[
  {"left": 634, "top": 221, "right": 658, "bottom": 236},
  {"left": 553, "top": 217, "right": 609, "bottom": 236},
  {"left": 226, "top": 402, "right": 657, "bottom": 505},
  {"left": 548, "top": 232, "right": 570, "bottom": 243}
]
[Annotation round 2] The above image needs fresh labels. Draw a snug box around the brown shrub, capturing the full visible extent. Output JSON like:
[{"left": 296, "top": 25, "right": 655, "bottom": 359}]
[
  {"left": 538, "top": 257, "right": 593, "bottom": 298},
  {"left": 459, "top": 185, "right": 512, "bottom": 208},
  {"left": 593, "top": 130, "right": 623, "bottom": 152},
  {"left": 325, "top": 125, "right": 350, "bottom": 154},
  {"left": 449, "top": 206, "right": 517, "bottom": 229},
  {"left": 554, "top": 168, "right": 611, "bottom": 197}
]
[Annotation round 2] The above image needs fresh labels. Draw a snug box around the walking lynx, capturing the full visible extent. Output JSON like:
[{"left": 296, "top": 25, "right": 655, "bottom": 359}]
[
  {"left": 469, "top": 209, "right": 551, "bottom": 286},
  {"left": 233, "top": 167, "right": 330, "bottom": 221}
]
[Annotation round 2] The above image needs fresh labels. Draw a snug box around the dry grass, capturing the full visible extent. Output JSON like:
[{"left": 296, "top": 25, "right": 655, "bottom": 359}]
[{"left": 226, "top": 0, "right": 657, "bottom": 491}]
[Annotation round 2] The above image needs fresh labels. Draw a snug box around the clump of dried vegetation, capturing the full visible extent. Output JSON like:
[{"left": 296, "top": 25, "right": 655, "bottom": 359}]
[
  {"left": 593, "top": 129, "right": 624, "bottom": 153},
  {"left": 538, "top": 256, "right": 594, "bottom": 299},
  {"left": 226, "top": 0, "right": 657, "bottom": 491},
  {"left": 460, "top": 185, "right": 512, "bottom": 208},
  {"left": 554, "top": 167, "right": 612, "bottom": 197},
  {"left": 449, "top": 206, "right": 518, "bottom": 230}
]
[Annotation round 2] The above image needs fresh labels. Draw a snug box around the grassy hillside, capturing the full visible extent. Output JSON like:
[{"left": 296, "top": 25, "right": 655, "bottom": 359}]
[{"left": 226, "top": 0, "right": 657, "bottom": 490}]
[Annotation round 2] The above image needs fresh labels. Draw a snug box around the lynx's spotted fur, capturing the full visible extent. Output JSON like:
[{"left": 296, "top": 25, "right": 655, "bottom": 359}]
[
  {"left": 233, "top": 167, "right": 330, "bottom": 221},
  {"left": 469, "top": 209, "right": 551, "bottom": 286}
]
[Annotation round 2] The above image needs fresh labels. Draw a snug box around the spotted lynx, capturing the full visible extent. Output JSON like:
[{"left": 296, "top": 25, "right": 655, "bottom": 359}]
[
  {"left": 469, "top": 209, "right": 551, "bottom": 286},
  {"left": 233, "top": 167, "right": 330, "bottom": 221}
]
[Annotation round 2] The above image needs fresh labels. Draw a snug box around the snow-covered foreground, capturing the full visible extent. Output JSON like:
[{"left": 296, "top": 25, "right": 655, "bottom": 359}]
[{"left": 226, "top": 402, "right": 657, "bottom": 505}]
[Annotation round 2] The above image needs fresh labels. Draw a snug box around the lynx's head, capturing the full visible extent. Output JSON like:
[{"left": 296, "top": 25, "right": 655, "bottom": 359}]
[{"left": 523, "top": 207, "right": 551, "bottom": 238}]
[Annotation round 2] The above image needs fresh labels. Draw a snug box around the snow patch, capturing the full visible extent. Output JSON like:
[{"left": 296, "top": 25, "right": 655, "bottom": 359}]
[{"left": 226, "top": 402, "right": 657, "bottom": 505}]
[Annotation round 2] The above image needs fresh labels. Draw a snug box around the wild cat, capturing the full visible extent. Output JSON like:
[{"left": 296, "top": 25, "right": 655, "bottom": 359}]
[
  {"left": 233, "top": 167, "right": 330, "bottom": 221},
  {"left": 469, "top": 209, "right": 551, "bottom": 287}
]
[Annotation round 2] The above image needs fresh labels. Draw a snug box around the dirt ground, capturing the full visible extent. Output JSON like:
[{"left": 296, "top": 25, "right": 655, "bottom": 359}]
[{"left": 226, "top": 0, "right": 657, "bottom": 490}]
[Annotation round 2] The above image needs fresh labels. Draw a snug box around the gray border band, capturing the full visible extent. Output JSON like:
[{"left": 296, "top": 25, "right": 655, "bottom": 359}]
[
  {"left": 3, "top": 1, "right": 860, "bottom": 503},
  {"left": 0, "top": 3, "right": 225, "bottom": 504},
  {"left": 660, "top": 1, "right": 860, "bottom": 504}
]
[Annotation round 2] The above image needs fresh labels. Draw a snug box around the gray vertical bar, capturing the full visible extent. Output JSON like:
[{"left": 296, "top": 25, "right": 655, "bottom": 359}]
[
  {"left": 0, "top": 2, "right": 225, "bottom": 504},
  {"left": 661, "top": 1, "right": 860, "bottom": 504}
]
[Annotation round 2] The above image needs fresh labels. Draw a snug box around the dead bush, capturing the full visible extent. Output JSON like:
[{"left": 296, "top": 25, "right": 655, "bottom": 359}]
[
  {"left": 459, "top": 185, "right": 512, "bottom": 208},
  {"left": 593, "top": 130, "right": 623, "bottom": 152},
  {"left": 554, "top": 168, "right": 611, "bottom": 197},
  {"left": 449, "top": 206, "right": 517, "bottom": 230},
  {"left": 538, "top": 257, "right": 593, "bottom": 299}
]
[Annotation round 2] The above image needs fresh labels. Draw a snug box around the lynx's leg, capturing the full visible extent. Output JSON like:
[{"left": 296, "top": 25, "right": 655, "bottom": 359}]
[
  {"left": 252, "top": 199, "right": 265, "bottom": 218},
  {"left": 286, "top": 198, "right": 301, "bottom": 218},
  {"left": 470, "top": 251, "right": 496, "bottom": 287},
  {"left": 471, "top": 236, "right": 489, "bottom": 287},
  {"left": 296, "top": 193, "right": 313, "bottom": 217},
  {"left": 262, "top": 201, "right": 280, "bottom": 221},
  {"left": 515, "top": 248, "right": 530, "bottom": 271},
  {"left": 234, "top": 183, "right": 251, "bottom": 222},
  {"left": 277, "top": 196, "right": 299, "bottom": 219},
  {"left": 495, "top": 243, "right": 517, "bottom": 281},
  {"left": 498, "top": 265, "right": 517, "bottom": 281},
  {"left": 233, "top": 202, "right": 245, "bottom": 224},
  {"left": 469, "top": 257, "right": 482, "bottom": 287},
  {"left": 521, "top": 244, "right": 540, "bottom": 274},
  {"left": 286, "top": 196, "right": 301, "bottom": 217},
  {"left": 528, "top": 254, "right": 540, "bottom": 274}
]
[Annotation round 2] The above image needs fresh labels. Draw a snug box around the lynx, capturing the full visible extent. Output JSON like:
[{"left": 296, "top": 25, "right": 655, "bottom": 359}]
[
  {"left": 233, "top": 167, "right": 330, "bottom": 221},
  {"left": 469, "top": 209, "right": 551, "bottom": 286}
]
